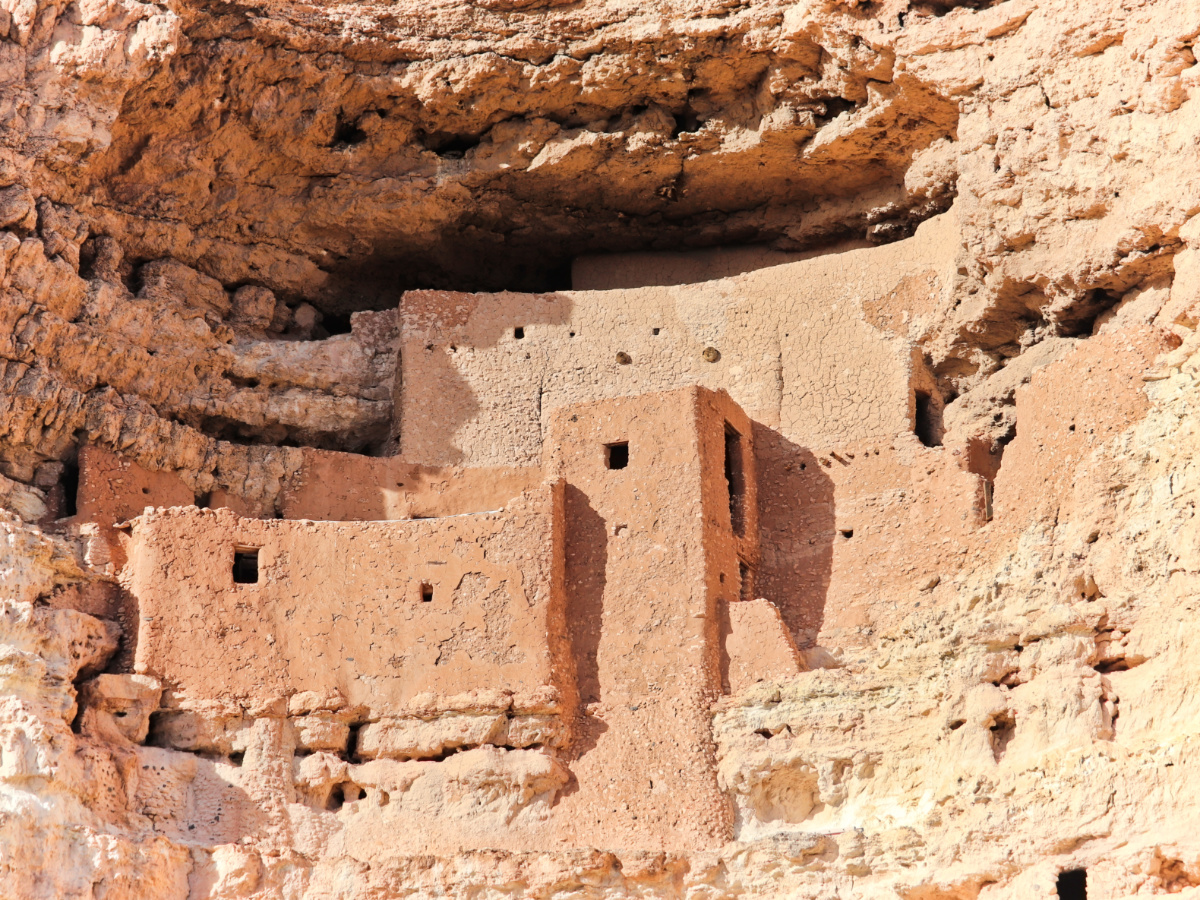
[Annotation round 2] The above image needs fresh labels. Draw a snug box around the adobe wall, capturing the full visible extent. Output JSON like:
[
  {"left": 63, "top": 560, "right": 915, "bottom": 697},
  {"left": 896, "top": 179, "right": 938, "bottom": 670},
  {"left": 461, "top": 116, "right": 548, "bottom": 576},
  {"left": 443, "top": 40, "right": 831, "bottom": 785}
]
[
  {"left": 397, "top": 212, "right": 959, "bottom": 468},
  {"left": 75, "top": 443, "right": 543, "bottom": 525},
  {"left": 396, "top": 214, "right": 985, "bottom": 652},
  {"left": 279, "top": 449, "right": 542, "bottom": 521},
  {"left": 128, "top": 482, "right": 571, "bottom": 722},
  {"left": 571, "top": 239, "right": 876, "bottom": 291},
  {"left": 543, "top": 386, "right": 756, "bottom": 850},
  {"left": 106, "top": 385, "right": 789, "bottom": 856}
]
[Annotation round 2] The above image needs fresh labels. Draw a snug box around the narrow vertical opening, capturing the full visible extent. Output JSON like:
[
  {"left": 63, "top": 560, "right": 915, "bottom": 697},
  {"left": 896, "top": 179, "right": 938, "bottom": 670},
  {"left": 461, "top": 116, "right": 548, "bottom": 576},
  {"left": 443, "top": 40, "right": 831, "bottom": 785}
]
[
  {"left": 60, "top": 461, "right": 79, "bottom": 518},
  {"left": 724, "top": 423, "right": 745, "bottom": 536},
  {"left": 967, "top": 425, "right": 1016, "bottom": 523},
  {"left": 421, "top": 583, "right": 434, "bottom": 603},
  {"left": 232, "top": 548, "right": 259, "bottom": 584},
  {"left": 513, "top": 326, "right": 525, "bottom": 339},
  {"left": 914, "top": 391, "right": 942, "bottom": 447},
  {"left": 1056, "top": 868, "right": 1087, "bottom": 900},
  {"left": 195, "top": 492, "right": 211, "bottom": 509},
  {"left": 606, "top": 442, "right": 629, "bottom": 470},
  {"left": 345, "top": 722, "right": 363, "bottom": 761}
]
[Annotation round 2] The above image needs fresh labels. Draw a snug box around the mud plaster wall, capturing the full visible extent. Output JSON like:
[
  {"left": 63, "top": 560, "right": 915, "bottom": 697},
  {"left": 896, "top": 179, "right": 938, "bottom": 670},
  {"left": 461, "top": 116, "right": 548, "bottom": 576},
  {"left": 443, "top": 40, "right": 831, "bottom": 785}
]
[
  {"left": 280, "top": 450, "right": 543, "bottom": 522},
  {"left": 399, "top": 212, "right": 961, "bottom": 467},
  {"left": 129, "top": 485, "right": 569, "bottom": 720},
  {"left": 401, "top": 213, "right": 984, "bottom": 651},
  {"left": 108, "top": 385, "right": 785, "bottom": 857},
  {"left": 542, "top": 386, "right": 755, "bottom": 851}
]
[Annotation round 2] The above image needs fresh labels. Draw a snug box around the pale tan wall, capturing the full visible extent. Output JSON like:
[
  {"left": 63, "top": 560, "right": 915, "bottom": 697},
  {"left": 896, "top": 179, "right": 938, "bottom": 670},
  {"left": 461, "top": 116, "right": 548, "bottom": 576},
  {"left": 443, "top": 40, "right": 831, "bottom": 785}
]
[
  {"left": 129, "top": 484, "right": 570, "bottom": 720},
  {"left": 78, "top": 443, "right": 197, "bottom": 527},
  {"left": 281, "top": 448, "right": 542, "bottom": 521},
  {"left": 397, "top": 215, "right": 965, "bottom": 650},
  {"left": 398, "top": 213, "right": 959, "bottom": 468}
]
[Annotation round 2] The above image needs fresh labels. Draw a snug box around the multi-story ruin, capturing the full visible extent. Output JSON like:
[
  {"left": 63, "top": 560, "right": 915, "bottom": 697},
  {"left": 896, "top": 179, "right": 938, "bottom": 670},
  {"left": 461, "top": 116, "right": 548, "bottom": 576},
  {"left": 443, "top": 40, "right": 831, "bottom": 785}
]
[
  {"left": 4, "top": 0, "right": 1200, "bottom": 896},
  {"left": 76, "top": 379, "right": 800, "bottom": 853}
]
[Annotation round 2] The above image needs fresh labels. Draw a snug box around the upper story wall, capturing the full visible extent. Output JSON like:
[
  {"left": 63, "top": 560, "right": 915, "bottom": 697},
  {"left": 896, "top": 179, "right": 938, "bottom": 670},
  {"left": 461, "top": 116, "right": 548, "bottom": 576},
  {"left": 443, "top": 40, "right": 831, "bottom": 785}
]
[
  {"left": 397, "top": 213, "right": 959, "bottom": 467},
  {"left": 129, "top": 483, "right": 570, "bottom": 720},
  {"left": 77, "top": 443, "right": 542, "bottom": 525},
  {"left": 280, "top": 450, "right": 542, "bottom": 521}
]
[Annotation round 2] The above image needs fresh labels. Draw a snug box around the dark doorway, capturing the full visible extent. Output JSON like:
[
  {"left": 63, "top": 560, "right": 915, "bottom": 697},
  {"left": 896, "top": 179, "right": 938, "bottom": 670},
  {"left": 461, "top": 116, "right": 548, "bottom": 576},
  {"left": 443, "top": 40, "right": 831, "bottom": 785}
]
[
  {"left": 724, "top": 424, "right": 746, "bottom": 536},
  {"left": 1057, "top": 868, "right": 1087, "bottom": 900}
]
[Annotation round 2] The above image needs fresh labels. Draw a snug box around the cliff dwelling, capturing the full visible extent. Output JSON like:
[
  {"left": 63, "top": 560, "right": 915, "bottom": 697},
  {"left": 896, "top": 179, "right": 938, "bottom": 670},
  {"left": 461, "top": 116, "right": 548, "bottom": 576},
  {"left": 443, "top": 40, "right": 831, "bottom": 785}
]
[{"left": 4, "top": 0, "right": 1200, "bottom": 897}]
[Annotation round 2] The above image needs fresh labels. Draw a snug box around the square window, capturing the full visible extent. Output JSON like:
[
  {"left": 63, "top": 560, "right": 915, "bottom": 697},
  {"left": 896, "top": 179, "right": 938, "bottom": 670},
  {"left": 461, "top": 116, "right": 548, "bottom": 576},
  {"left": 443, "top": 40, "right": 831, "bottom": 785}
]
[
  {"left": 233, "top": 548, "right": 259, "bottom": 584},
  {"left": 605, "top": 442, "right": 629, "bottom": 470}
]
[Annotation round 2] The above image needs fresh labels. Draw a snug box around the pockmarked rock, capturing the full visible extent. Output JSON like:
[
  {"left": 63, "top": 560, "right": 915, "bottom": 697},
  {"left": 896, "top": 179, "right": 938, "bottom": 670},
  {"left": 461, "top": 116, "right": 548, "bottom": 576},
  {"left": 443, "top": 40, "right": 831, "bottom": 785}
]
[{"left": 2, "top": 0, "right": 1200, "bottom": 896}]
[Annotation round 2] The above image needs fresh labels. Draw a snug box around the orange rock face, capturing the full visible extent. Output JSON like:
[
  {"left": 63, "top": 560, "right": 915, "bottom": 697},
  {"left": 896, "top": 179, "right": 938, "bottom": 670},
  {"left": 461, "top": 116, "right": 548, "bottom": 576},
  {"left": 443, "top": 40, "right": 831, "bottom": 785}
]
[{"left": 4, "top": 0, "right": 1200, "bottom": 897}]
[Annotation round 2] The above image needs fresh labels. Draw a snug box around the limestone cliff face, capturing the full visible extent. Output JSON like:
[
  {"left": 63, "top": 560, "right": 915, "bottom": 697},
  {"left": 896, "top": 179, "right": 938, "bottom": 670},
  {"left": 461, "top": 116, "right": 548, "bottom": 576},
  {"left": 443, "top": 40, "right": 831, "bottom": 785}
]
[{"left": 3, "top": 0, "right": 1200, "bottom": 897}]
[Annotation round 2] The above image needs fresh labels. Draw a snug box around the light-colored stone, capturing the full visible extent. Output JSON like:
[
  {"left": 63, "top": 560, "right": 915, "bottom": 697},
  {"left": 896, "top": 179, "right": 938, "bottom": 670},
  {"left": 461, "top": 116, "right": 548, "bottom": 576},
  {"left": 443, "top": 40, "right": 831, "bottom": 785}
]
[{"left": 3, "top": 0, "right": 1200, "bottom": 896}]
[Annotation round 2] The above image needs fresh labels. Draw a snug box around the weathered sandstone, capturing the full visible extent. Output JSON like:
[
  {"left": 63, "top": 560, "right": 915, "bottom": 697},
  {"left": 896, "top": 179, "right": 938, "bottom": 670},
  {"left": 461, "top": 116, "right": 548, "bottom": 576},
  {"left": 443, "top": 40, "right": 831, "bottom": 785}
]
[{"left": 3, "top": 0, "right": 1200, "bottom": 897}]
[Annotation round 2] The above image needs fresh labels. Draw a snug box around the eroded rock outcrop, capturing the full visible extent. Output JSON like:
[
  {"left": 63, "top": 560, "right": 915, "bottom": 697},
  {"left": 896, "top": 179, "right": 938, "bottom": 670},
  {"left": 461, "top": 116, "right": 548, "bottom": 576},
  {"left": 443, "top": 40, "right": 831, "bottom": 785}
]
[{"left": 4, "top": 0, "right": 1200, "bottom": 897}]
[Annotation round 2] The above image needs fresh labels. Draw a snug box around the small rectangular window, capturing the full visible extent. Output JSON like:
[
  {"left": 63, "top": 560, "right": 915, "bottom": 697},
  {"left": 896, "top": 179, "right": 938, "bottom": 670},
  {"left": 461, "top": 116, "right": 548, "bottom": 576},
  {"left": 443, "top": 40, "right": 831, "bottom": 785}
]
[
  {"left": 232, "top": 548, "right": 259, "bottom": 584},
  {"left": 513, "top": 326, "right": 525, "bottom": 339},
  {"left": 606, "top": 442, "right": 629, "bottom": 470},
  {"left": 420, "top": 583, "right": 434, "bottom": 603}
]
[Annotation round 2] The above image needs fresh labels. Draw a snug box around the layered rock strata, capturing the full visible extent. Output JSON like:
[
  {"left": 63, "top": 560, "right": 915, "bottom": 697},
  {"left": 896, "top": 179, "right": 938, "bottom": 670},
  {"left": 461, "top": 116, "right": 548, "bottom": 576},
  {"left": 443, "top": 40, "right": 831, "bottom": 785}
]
[{"left": 3, "top": 0, "right": 1200, "bottom": 898}]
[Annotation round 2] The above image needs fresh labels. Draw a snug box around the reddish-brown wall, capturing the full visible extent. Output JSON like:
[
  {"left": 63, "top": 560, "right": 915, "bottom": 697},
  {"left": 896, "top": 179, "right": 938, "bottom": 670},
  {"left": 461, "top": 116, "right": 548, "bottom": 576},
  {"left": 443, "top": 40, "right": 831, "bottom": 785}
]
[
  {"left": 545, "top": 386, "right": 751, "bottom": 850},
  {"left": 281, "top": 449, "right": 542, "bottom": 521},
  {"left": 130, "top": 483, "right": 571, "bottom": 720}
]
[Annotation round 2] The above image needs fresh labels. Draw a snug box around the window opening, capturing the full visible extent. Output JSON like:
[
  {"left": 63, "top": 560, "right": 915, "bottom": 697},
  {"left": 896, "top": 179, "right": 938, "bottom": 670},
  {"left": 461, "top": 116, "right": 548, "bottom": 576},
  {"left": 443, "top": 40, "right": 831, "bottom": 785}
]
[
  {"left": 421, "top": 583, "right": 434, "bottom": 603},
  {"left": 60, "top": 461, "right": 79, "bottom": 518},
  {"left": 606, "top": 442, "right": 629, "bottom": 470},
  {"left": 724, "top": 424, "right": 745, "bottom": 536},
  {"left": 1056, "top": 869, "right": 1087, "bottom": 900},
  {"left": 321, "top": 313, "right": 352, "bottom": 336},
  {"left": 915, "top": 390, "right": 943, "bottom": 447},
  {"left": 232, "top": 548, "right": 259, "bottom": 584},
  {"left": 513, "top": 326, "right": 524, "bottom": 339}
]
